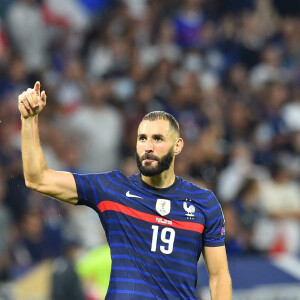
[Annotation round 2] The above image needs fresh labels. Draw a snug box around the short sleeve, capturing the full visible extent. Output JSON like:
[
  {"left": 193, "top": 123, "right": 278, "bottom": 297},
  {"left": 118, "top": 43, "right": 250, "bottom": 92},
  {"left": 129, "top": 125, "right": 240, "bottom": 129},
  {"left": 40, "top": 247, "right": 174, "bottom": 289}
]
[
  {"left": 73, "top": 172, "right": 109, "bottom": 211},
  {"left": 203, "top": 193, "right": 225, "bottom": 247}
]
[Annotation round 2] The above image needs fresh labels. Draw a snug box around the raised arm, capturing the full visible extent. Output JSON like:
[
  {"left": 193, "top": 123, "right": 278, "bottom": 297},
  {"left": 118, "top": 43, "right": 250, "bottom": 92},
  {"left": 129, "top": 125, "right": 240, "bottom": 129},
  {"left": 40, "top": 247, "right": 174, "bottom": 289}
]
[
  {"left": 19, "top": 82, "right": 78, "bottom": 204},
  {"left": 203, "top": 245, "right": 232, "bottom": 300}
]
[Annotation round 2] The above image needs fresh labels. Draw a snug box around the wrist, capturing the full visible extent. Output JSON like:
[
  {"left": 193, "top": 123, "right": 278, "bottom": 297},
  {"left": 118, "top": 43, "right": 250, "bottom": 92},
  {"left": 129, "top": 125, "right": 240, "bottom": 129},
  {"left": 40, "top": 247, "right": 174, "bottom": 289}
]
[
  {"left": 21, "top": 115, "right": 38, "bottom": 122},
  {"left": 21, "top": 114, "right": 38, "bottom": 119}
]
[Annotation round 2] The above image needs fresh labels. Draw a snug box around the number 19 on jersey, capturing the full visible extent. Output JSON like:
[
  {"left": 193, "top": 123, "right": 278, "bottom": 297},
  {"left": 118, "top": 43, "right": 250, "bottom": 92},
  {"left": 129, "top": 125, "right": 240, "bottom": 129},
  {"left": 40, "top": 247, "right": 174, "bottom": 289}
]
[{"left": 151, "top": 225, "right": 175, "bottom": 254}]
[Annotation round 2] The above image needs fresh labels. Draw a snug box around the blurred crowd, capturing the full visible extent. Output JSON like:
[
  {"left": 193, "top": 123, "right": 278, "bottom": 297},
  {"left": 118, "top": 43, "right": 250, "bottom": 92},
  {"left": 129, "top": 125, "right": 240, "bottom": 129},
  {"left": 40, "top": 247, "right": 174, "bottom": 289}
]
[{"left": 1, "top": 0, "right": 300, "bottom": 297}]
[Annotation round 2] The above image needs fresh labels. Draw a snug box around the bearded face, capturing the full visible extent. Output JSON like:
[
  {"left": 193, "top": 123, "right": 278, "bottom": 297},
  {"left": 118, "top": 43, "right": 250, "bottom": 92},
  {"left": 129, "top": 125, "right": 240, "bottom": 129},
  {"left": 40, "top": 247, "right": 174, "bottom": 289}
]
[{"left": 135, "top": 147, "right": 174, "bottom": 177}]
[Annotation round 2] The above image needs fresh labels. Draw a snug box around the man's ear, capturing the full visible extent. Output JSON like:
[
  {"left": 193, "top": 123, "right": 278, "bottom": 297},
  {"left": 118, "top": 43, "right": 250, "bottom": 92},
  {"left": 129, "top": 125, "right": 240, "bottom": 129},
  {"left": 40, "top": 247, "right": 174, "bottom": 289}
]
[{"left": 174, "top": 138, "right": 184, "bottom": 156}]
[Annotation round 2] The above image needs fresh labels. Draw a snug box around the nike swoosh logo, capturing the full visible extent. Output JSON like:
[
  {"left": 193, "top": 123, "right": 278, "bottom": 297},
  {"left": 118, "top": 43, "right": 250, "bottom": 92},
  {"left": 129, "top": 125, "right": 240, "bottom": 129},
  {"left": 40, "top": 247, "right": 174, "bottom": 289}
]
[{"left": 126, "top": 191, "right": 143, "bottom": 199}]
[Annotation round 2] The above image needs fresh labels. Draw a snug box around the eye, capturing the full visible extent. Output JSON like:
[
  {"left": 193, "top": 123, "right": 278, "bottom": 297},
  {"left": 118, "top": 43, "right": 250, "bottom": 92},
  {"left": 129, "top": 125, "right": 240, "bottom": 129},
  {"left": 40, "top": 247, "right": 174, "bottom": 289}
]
[
  {"left": 155, "top": 137, "right": 163, "bottom": 142},
  {"left": 139, "top": 136, "right": 146, "bottom": 141}
]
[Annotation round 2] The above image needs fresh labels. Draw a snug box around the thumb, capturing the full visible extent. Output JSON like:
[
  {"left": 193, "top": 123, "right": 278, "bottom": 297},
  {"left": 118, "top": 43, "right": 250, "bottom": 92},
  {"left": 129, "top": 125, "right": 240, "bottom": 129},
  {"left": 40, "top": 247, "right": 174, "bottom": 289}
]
[{"left": 34, "top": 81, "right": 40, "bottom": 96}]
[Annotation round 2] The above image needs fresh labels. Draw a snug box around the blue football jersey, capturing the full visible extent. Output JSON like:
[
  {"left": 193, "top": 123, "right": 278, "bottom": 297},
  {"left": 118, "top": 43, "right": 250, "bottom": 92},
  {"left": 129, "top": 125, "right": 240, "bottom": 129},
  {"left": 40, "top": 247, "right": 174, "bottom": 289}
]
[{"left": 73, "top": 171, "right": 225, "bottom": 300}]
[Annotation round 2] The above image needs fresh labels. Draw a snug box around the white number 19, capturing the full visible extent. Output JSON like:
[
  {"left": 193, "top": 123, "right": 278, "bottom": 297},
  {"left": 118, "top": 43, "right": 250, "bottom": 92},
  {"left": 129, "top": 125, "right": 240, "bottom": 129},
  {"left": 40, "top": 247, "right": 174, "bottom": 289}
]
[{"left": 151, "top": 225, "right": 175, "bottom": 254}]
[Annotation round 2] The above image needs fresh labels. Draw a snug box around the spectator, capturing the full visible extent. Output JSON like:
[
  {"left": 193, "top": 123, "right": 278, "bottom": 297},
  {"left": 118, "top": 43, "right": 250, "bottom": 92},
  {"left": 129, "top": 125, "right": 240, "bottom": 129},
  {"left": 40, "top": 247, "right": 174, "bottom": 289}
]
[
  {"left": 60, "top": 80, "right": 123, "bottom": 172},
  {"left": 234, "top": 178, "right": 262, "bottom": 253},
  {"left": 54, "top": 57, "right": 87, "bottom": 115},
  {"left": 6, "top": 0, "right": 49, "bottom": 74},
  {"left": 11, "top": 207, "right": 63, "bottom": 277},
  {"left": 217, "top": 141, "right": 268, "bottom": 202},
  {"left": 249, "top": 44, "right": 287, "bottom": 90},
  {"left": 51, "top": 237, "right": 87, "bottom": 300},
  {"left": 222, "top": 204, "right": 246, "bottom": 256},
  {"left": 173, "top": 0, "right": 206, "bottom": 49},
  {"left": 257, "top": 163, "right": 300, "bottom": 255}
]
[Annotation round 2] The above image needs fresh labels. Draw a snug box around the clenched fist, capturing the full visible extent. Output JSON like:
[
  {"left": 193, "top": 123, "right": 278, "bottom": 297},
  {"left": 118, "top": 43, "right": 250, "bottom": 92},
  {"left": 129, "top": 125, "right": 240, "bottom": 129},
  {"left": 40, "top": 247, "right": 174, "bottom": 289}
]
[{"left": 18, "top": 81, "right": 47, "bottom": 119}]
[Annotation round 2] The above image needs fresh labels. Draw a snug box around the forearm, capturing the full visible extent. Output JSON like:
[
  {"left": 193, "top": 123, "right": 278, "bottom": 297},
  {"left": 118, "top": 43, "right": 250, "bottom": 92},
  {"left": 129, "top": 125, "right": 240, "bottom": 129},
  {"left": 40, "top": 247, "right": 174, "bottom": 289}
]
[
  {"left": 21, "top": 115, "right": 48, "bottom": 189},
  {"left": 19, "top": 83, "right": 78, "bottom": 203},
  {"left": 209, "top": 271, "right": 232, "bottom": 300}
]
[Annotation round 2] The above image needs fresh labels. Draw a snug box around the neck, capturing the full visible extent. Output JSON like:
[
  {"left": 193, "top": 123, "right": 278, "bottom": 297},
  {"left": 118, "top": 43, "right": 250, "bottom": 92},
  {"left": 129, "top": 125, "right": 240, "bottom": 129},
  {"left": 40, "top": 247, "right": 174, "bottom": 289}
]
[{"left": 141, "top": 166, "right": 176, "bottom": 189}]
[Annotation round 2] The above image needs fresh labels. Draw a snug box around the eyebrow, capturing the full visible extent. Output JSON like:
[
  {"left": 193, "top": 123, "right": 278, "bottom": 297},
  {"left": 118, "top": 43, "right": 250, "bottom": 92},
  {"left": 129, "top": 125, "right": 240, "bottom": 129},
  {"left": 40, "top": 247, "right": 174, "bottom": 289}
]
[
  {"left": 138, "top": 133, "right": 146, "bottom": 138},
  {"left": 138, "top": 133, "right": 165, "bottom": 139},
  {"left": 153, "top": 134, "right": 164, "bottom": 140}
]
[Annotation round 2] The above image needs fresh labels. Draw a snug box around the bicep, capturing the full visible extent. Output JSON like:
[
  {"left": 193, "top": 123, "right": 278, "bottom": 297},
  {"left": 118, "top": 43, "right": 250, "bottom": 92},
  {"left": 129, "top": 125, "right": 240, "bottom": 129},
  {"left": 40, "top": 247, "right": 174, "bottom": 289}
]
[
  {"left": 35, "top": 169, "right": 78, "bottom": 204},
  {"left": 203, "top": 246, "right": 229, "bottom": 276}
]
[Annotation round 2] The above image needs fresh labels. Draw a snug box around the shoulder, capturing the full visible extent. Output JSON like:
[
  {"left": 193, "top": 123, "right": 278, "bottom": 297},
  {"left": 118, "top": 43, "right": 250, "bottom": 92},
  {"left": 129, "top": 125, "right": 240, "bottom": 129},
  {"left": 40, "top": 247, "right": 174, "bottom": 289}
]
[
  {"left": 106, "top": 170, "right": 129, "bottom": 181},
  {"left": 74, "top": 170, "right": 129, "bottom": 187},
  {"left": 179, "top": 177, "right": 214, "bottom": 197},
  {"left": 179, "top": 177, "right": 221, "bottom": 207},
  {"left": 90, "top": 170, "right": 129, "bottom": 183}
]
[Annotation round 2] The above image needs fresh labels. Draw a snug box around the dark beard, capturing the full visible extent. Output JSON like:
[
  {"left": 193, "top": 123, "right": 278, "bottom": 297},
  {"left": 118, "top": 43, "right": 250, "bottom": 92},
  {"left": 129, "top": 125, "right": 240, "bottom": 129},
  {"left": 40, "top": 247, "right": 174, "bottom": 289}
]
[{"left": 135, "top": 147, "right": 174, "bottom": 177}]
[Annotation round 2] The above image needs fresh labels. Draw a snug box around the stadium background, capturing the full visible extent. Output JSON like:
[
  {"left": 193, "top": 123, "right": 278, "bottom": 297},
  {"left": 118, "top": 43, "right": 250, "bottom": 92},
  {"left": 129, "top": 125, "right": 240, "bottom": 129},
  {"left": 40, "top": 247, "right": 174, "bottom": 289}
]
[{"left": 0, "top": 0, "right": 300, "bottom": 299}]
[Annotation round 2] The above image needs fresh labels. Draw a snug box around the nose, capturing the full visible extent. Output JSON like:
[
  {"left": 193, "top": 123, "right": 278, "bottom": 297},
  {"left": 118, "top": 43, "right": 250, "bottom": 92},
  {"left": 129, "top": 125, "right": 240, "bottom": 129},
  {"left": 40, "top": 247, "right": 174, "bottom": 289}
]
[{"left": 144, "top": 139, "right": 154, "bottom": 152}]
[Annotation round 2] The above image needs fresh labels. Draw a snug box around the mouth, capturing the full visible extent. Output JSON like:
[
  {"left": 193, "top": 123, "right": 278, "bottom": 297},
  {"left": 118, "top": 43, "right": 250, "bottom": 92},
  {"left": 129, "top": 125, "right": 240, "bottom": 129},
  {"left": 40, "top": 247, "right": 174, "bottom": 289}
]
[
  {"left": 142, "top": 154, "right": 158, "bottom": 161},
  {"left": 143, "top": 158, "right": 156, "bottom": 162}
]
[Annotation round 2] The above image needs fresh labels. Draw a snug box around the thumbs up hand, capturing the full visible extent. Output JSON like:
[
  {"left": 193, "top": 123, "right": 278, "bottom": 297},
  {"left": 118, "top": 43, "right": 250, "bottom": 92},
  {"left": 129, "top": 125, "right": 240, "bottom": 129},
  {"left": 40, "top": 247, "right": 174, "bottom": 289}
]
[{"left": 18, "top": 81, "right": 47, "bottom": 119}]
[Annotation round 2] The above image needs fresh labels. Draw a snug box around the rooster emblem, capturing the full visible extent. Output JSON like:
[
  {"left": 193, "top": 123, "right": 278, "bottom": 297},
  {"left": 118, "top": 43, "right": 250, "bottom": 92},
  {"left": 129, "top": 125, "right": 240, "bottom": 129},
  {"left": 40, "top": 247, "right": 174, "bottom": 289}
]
[{"left": 183, "top": 200, "right": 195, "bottom": 217}]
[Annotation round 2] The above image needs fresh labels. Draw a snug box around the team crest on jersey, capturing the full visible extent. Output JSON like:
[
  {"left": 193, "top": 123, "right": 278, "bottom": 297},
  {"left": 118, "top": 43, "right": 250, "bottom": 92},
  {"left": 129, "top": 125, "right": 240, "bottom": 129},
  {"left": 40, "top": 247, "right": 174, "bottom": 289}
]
[
  {"left": 183, "top": 199, "right": 195, "bottom": 219},
  {"left": 156, "top": 199, "right": 171, "bottom": 216}
]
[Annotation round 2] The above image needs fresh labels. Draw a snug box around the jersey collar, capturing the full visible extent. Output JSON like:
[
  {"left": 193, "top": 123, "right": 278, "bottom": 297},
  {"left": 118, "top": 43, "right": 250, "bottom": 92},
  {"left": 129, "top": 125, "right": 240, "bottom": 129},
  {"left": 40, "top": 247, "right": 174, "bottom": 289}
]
[{"left": 133, "top": 173, "right": 181, "bottom": 194}]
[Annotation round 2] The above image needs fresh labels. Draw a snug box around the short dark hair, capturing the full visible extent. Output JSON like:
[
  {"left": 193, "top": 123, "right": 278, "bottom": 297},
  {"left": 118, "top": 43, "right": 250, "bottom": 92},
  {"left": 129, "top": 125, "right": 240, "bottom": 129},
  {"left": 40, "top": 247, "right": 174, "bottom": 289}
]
[{"left": 142, "top": 111, "right": 180, "bottom": 136}]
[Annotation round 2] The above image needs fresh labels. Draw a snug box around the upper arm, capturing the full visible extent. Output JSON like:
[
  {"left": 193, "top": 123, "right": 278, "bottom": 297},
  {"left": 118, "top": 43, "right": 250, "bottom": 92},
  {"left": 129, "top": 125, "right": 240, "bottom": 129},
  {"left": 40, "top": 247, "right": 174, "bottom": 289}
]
[
  {"left": 203, "top": 246, "right": 230, "bottom": 277},
  {"left": 26, "top": 169, "right": 78, "bottom": 205}
]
